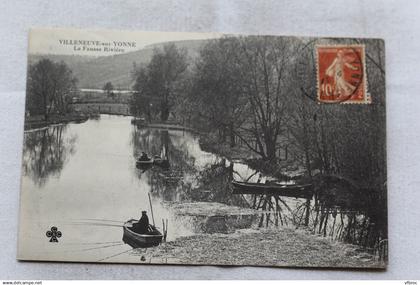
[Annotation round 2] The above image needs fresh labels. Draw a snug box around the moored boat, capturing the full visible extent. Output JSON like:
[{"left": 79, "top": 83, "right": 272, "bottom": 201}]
[
  {"left": 231, "top": 180, "right": 313, "bottom": 199},
  {"left": 122, "top": 219, "right": 163, "bottom": 248},
  {"left": 136, "top": 159, "right": 153, "bottom": 165},
  {"left": 136, "top": 152, "right": 154, "bottom": 169},
  {"left": 153, "top": 156, "right": 170, "bottom": 168},
  {"left": 131, "top": 117, "right": 147, "bottom": 126}
]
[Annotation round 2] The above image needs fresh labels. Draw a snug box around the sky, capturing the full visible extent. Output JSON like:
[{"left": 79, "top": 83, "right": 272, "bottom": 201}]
[{"left": 29, "top": 27, "right": 222, "bottom": 56}]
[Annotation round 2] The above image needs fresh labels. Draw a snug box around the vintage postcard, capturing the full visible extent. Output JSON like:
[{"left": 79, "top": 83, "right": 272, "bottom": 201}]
[{"left": 18, "top": 28, "right": 387, "bottom": 268}]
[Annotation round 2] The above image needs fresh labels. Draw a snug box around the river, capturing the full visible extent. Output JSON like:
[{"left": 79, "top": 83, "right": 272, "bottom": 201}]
[
  {"left": 19, "top": 115, "right": 276, "bottom": 262},
  {"left": 18, "top": 115, "right": 382, "bottom": 264}
]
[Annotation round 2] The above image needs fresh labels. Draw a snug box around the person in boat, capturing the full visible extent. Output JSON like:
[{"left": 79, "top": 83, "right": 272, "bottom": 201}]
[
  {"left": 134, "top": 210, "right": 150, "bottom": 234},
  {"left": 139, "top": 152, "right": 150, "bottom": 161}
]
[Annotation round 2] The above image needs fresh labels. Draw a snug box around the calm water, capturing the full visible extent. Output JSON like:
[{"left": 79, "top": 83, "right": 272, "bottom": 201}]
[
  {"left": 18, "top": 115, "right": 381, "bottom": 263},
  {"left": 18, "top": 115, "right": 268, "bottom": 262}
]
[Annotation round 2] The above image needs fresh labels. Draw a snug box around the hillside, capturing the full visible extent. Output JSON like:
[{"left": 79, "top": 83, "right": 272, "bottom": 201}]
[{"left": 28, "top": 39, "right": 210, "bottom": 89}]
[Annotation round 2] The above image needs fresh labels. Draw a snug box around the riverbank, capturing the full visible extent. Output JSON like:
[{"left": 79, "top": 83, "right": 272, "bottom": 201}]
[
  {"left": 131, "top": 119, "right": 200, "bottom": 133},
  {"left": 131, "top": 227, "right": 383, "bottom": 268},
  {"left": 199, "top": 134, "right": 306, "bottom": 180},
  {"left": 24, "top": 113, "right": 95, "bottom": 130},
  {"left": 199, "top": 134, "right": 259, "bottom": 161}
]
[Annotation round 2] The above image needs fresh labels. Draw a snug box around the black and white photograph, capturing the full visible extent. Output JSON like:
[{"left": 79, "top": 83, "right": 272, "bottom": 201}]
[{"left": 17, "top": 28, "right": 387, "bottom": 268}]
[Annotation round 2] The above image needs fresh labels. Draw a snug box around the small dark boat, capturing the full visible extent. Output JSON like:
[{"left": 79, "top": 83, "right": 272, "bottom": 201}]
[
  {"left": 122, "top": 219, "right": 163, "bottom": 248},
  {"left": 153, "top": 156, "right": 170, "bottom": 169},
  {"left": 136, "top": 152, "right": 154, "bottom": 169},
  {"left": 231, "top": 180, "right": 313, "bottom": 199},
  {"left": 136, "top": 159, "right": 153, "bottom": 166},
  {"left": 131, "top": 117, "right": 147, "bottom": 126},
  {"left": 136, "top": 160, "right": 153, "bottom": 171}
]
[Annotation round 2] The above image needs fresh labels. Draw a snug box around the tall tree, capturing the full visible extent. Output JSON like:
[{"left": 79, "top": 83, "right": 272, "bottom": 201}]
[
  {"left": 103, "top": 81, "right": 114, "bottom": 99},
  {"left": 190, "top": 36, "right": 300, "bottom": 161},
  {"left": 26, "top": 59, "right": 77, "bottom": 119},
  {"left": 131, "top": 67, "right": 154, "bottom": 121},
  {"left": 233, "top": 36, "right": 299, "bottom": 161},
  {"left": 191, "top": 37, "right": 248, "bottom": 146},
  {"left": 131, "top": 44, "right": 188, "bottom": 122}
]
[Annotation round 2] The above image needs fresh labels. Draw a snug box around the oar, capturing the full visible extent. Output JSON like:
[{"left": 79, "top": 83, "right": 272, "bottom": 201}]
[
  {"left": 66, "top": 222, "right": 122, "bottom": 228},
  {"left": 64, "top": 241, "right": 123, "bottom": 245},
  {"left": 79, "top": 218, "right": 124, "bottom": 223},
  {"left": 97, "top": 248, "right": 134, "bottom": 262}
]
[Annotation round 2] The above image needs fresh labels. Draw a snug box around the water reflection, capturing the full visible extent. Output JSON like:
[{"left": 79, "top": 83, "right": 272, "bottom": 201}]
[
  {"left": 131, "top": 127, "right": 249, "bottom": 207},
  {"left": 22, "top": 125, "right": 77, "bottom": 186},
  {"left": 129, "top": 127, "right": 255, "bottom": 234},
  {"left": 242, "top": 177, "right": 387, "bottom": 252},
  {"left": 19, "top": 116, "right": 385, "bottom": 262},
  {"left": 129, "top": 125, "right": 386, "bottom": 245}
]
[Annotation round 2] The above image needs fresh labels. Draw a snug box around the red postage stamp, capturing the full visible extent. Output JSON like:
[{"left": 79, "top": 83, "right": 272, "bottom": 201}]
[{"left": 316, "top": 45, "right": 369, "bottom": 104}]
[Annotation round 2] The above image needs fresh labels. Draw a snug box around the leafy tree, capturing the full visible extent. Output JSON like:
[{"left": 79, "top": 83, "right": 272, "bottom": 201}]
[
  {"left": 192, "top": 36, "right": 299, "bottom": 161},
  {"left": 131, "top": 44, "right": 188, "bottom": 122},
  {"left": 233, "top": 36, "right": 300, "bottom": 161},
  {"left": 26, "top": 59, "right": 77, "bottom": 119},
  {"left": 190, "top": 37, "right": 248, "bottom": 147},
  {"left": 130, "top": 67, "right": 154, "bottom": 121},
  {"left": 103, "top": 81, "right": 114, "bottom": 99}
]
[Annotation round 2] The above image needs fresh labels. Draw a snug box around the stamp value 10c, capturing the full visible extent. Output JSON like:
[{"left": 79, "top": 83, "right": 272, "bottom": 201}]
[{"left": 316, "top": 45, "right": 370, "bottom": 104}]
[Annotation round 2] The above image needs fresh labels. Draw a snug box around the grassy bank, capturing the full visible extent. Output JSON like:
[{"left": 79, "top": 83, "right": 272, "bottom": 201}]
[{"left": 132, "top": 227, "right": 383, "bottom": 268}]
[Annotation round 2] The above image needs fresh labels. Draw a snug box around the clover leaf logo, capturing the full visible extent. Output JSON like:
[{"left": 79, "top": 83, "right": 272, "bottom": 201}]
[{"left": 46, "top": 226, "right": 62, "bottom": 242}]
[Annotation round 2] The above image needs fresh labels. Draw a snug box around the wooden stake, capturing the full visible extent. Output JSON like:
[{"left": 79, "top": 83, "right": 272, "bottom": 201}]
[
  {"left": 166, "top": 218, "right": 168, "bottom": 241},
  {"left": 162, "top": 218, "right": 166, "bottom": 242},
  {"left": 148, "top": 192, "right": 155, "bottom": 226}
]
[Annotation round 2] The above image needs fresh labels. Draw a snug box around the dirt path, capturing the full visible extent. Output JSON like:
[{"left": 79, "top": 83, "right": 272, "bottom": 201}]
[{"left": 131, "top": 227, "right": 384, "bottom": 268}]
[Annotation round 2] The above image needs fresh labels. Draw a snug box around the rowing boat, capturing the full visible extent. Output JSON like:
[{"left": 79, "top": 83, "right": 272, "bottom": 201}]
[
  {"left": 122, "top": 219, "right": 163, "bottom": 248},
  {"left": 231, "top": 180, "right": 313, "bottom": 199},
  {"left": 135, "top": 159, "right": 153, "bottom": 169},
  {"left": 153, "top": 157, "right": 170, "bottom": 169}
]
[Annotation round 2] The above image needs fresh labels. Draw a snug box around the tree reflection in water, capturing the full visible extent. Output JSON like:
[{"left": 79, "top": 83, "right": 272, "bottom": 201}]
[
  {"left": 130, "top": 127, "right": 247, "bottom": 206},
  {"left": 246, "top": 175, "right": 387, "bottom": 256},
  {"left": 130, "top": 126, "right": 387, "bottom": 259},
  {"left": 22, "top": 125, "right": 77, "bottom": 186},
  {"left": 307, "top": 176, "right": 387, "bottom": 251},
  {"left": 193, "top": 160, "right": 249, "bottom": 207}
]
